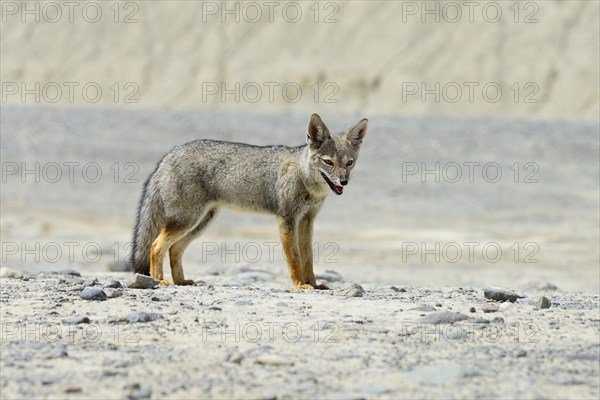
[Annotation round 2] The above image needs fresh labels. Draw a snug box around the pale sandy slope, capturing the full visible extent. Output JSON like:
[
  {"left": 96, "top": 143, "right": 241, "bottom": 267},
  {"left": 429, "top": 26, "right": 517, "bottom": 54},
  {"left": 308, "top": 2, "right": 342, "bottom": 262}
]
[{"left": 1, "top": 1, "right": 598, "bottom": 118}]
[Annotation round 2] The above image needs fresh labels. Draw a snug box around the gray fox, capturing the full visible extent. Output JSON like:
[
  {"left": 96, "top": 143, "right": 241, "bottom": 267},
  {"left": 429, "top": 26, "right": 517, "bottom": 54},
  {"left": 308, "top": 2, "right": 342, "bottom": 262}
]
[{"left": 131, "top": 114, "right": 368, "bottom": 290}]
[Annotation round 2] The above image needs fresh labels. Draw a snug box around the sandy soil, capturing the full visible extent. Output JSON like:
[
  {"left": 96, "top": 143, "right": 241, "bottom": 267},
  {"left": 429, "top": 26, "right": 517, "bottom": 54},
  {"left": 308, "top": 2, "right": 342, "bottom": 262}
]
[{"left": 1, "top": 267, "right": 599, "bottom": 400}]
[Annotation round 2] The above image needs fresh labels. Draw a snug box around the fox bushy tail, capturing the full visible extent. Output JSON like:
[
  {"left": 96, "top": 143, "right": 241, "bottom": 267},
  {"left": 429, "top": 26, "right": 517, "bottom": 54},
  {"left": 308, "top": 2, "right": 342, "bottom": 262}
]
[{"left": 131, "top": 172, "right": 165, "bottom": 275}]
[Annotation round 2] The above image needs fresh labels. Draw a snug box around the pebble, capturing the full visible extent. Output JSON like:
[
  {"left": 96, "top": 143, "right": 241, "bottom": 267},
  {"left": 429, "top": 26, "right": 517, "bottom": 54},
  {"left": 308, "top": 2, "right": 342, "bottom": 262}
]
[
  {"left": 0, "top": 267, "right": 23, "bottom": 279},
  {"left": 62, "top": 316, "right": 90, "bottom": 324},
  {"left": 127, "top": 274, "right": 159, "bottom": 289},
  {"left": 235, "top": 300, "right": 252, "bottom": 306},
  {"left": 126, "top": 312, "right": 159, "bottom": 323},
  {"left": 538, "top": 296, "right": 551, "bottom": 309},
  {"left": 256, "top": 354, "right": 293, "bottom": 366},
  {"left": 105, "top": 280, "right": 123, "bottom": 289},
  {"left": 104, "top": 288, "right": 123, "bottom": 299},
  {"left": 483, "top": 286, "right": 523, "bottom": 302},
  {"left": 333, "top": 283, "right": 365, "bottom": 297},
  {"left": 55, "top": 269, "right": 82, "bottom": 277},
  {"left": 482, "top": 304, "right": 499, "bottom": 313},
  {"left": 82, "top": 278, "right": 98, "bottom": 287},
  {"left": 418, "top": 311, "right": 470, "bottom": 324},
  {"left": 226, "top": 352, "right": 244, "bottom": 364},
  {"left": 469, "top": 307, "right": 476, "bottom": 313},
  {"left": 79, "top": 288, "right": 107, "bottom": 301},
  {"left": 128, "top": 387, "right": 152, "bottom": 399}
]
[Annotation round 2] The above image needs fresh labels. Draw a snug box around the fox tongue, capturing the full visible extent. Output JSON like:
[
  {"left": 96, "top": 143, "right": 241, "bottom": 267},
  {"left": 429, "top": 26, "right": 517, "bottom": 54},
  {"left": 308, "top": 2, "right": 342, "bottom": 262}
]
[{"left": 335, "top": 185, "right": 344, "bottom": 195}]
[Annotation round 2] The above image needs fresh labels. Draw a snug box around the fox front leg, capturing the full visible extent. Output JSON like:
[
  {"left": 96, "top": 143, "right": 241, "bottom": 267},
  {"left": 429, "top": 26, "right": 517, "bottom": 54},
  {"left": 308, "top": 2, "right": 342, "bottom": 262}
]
[
  {"left": 278, "top": 218, "right": 313, "bottom": 290},
  {"left": 298, "top": 212, "right": 329, "bottom": 290}
]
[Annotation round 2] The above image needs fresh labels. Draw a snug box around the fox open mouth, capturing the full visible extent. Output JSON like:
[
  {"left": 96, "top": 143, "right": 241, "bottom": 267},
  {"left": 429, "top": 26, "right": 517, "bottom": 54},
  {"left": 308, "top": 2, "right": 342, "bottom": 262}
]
[{"left": 321, "top": 172, "right": 344, "bottom": 195}]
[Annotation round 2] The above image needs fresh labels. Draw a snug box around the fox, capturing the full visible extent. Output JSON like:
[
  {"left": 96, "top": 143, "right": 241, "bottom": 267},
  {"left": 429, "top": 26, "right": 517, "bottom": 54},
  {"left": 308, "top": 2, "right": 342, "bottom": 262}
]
[{"left": 131, "top": 113, "right": 368, "bottom": 290}]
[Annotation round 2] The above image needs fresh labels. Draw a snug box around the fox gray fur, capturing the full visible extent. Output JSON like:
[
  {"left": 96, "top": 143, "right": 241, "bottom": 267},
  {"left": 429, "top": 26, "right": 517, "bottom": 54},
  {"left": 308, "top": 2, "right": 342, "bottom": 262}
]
[{"left": 131, "top": 113, "right": 368, "bottom": 289}]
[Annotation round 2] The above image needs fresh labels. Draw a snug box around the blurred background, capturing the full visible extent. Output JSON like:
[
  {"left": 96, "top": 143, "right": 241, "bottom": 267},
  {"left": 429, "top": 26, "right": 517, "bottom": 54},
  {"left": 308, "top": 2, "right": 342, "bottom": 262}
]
[{"left": 1, "top": 0, "right": 599, "bottom": 291}]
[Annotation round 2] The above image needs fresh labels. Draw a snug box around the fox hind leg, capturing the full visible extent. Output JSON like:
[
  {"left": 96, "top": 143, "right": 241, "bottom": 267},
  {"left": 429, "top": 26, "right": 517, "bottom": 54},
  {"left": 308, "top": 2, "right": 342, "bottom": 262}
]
[
  {"left": 149, "top": 225, "right": 190, "bottom": 285},
  {"left": 168, "top": 208, "right": 218, "bottom": 285}
]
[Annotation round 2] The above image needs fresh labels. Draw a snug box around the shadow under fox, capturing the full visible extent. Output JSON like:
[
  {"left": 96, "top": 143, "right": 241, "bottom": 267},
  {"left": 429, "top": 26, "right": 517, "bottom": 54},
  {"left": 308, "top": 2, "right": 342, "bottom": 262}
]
[{"left": 131, "top": 113, "right": 368, "bottom": 290}]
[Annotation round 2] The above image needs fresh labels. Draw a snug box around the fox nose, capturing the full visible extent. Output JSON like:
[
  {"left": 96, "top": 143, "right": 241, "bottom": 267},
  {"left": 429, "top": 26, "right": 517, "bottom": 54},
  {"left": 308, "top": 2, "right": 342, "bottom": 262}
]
[{"left": 340, "top": 179, "right": 348, "bottom": 186}]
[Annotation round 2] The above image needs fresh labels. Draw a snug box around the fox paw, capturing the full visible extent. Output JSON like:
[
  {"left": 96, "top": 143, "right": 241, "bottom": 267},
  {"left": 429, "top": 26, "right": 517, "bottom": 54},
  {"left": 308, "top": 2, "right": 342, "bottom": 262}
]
[
  {"left": 174, "top": 279, "right": 195, "bottom": 286},
  {"left": 294, "top": 283, "right": 314, "bottom": 291},
  {"left": 313, "top": 283, "right": 330, "bottom": 290},
  {"left": 159, "top": 280, "right": 173, "bottom": 286}
]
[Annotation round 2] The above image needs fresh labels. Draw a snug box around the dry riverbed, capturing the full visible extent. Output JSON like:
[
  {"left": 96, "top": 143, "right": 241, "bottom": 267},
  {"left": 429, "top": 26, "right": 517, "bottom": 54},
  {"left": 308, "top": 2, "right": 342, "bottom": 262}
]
[{"left": 0, "top": 267, "right": 598, "bottom": 399}]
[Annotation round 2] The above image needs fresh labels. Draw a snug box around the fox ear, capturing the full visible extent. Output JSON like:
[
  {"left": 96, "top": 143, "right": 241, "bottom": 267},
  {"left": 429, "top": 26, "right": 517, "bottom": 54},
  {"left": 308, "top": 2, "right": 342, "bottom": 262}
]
[
  {"left": 307, "top": 113, "right": 330, "bottom": 149},
  {"left": 346, "top": 118, "right": 368, "bottom": 147}
]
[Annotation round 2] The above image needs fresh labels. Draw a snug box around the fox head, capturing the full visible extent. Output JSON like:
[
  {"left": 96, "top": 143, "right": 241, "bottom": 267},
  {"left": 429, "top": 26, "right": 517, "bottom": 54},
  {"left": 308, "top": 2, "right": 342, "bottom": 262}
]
[{"left": 306, "top": 113, "right": 368, "bottom": 195}]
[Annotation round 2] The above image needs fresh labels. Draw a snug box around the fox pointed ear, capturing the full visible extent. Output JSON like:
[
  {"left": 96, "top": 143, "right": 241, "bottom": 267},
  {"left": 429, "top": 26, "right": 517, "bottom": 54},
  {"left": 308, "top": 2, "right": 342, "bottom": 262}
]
[
  {"left": 307, "top": 113, "right": 330, "bottom": 149},
  {"left": 346, "top": 118, "right": 368, "bottom": 147}
]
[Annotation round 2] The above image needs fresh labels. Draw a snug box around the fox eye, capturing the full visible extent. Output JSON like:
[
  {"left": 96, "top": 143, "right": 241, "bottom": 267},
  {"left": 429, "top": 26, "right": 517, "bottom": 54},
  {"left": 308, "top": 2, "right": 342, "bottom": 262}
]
[
  {"left": 322, "top": 159, "right": 334, "bottom": 166},
  {"left": 346, "top": 160, "right": 354, "bottom": 167}
]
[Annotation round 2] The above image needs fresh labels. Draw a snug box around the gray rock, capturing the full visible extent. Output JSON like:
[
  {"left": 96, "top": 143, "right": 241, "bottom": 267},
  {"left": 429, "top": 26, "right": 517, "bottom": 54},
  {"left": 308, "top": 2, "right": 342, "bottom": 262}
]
[
  {"left": 482, "top": 304, "right": 499, "bottom": 313},
  {"left": 151, "top": 295, "right": 171, "bottom": 302},
  {"left": 128, "top": 387, "right": 152, "bottom": 399},
  {"left": 226, "top": 352, "right": 244, "bottom": 364},
  {"left": 82, "top": 278, "right": 98, "bottom": 287},
  {"left": 104, "top": 279, "right": 123, "bottom": 289},
  {"left": 375, "top": 285, "right": 405, "bottom": 294},
  {"left": 418, "top": 311, "right": 470, "bottom": 324},
  {"left": 56, "top": 269, "right": 81, "bottom": 277},
  {"left": 62, "top": 316, "right": 90, "bottom": 324},
  {"left": 537, "top": 296, "right": 551, "bottom": 309},
  {"left": 235, "top": 300, "right": 252, "bottom": 306},
  {"left": 406, "top": 363, "right": 479, "bottom": 385},
  {"left": 127, "top": 273, "right": 158, "bottom": 289},
  {"left": 316, "top": 270, "right": 344, "bottom": 282},
  {"left": 104, "top": 288, "right": 123, "bottom": 298},
  {"left": 483, "top": 286, "right": 523, "bottom": 302},
  {"left": 126, "top": 312, "right": 159, "bottom": 323},
  {"left": 0, "top": 267, "right": 24, "bottom": 279},
  {"left": 79, "top": 288, "right": 107, "bottom": 301},
  {"left": 333, "top": 283, "right": 365, "bottom": 297},
  {"left": 469, "top": 307, "right": 476, "bottom": 313}
]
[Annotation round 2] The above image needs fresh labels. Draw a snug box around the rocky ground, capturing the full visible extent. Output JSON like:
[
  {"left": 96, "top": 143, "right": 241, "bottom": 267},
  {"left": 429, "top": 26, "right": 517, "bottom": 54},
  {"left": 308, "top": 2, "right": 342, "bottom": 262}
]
[{"left": 1, "top": 266, "right": 598, "bottom": 399}]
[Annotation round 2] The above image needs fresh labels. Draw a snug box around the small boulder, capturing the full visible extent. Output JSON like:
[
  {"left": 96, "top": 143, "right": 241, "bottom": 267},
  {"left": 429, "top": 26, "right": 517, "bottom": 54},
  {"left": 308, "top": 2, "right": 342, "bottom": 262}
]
[
  {"left": 79, "top": 288, "right": 107, "bottom": 301},
  {"left": 127, "top": 274, "right": 158, "bottom": 289}
]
